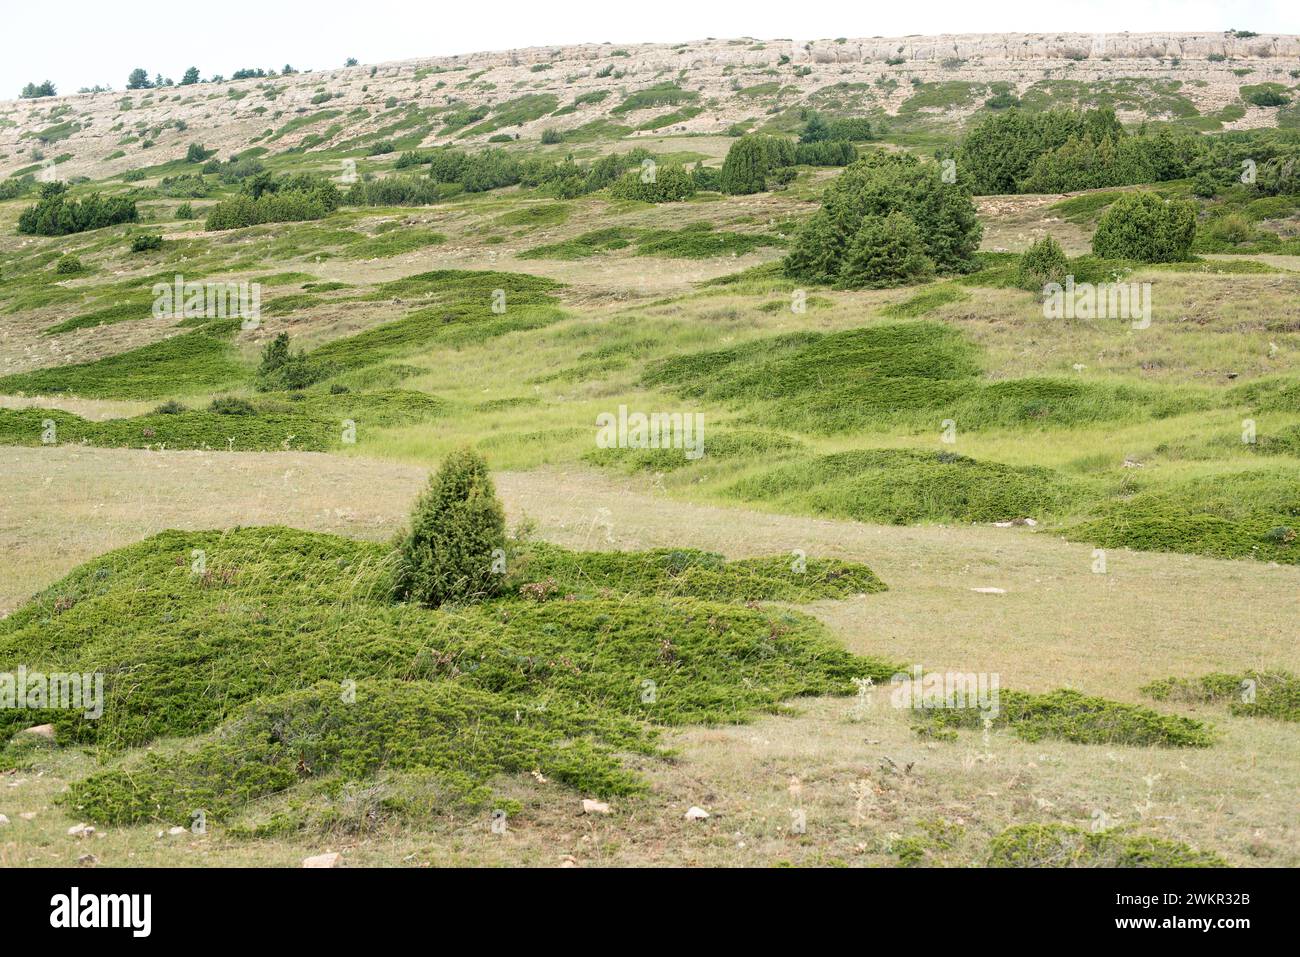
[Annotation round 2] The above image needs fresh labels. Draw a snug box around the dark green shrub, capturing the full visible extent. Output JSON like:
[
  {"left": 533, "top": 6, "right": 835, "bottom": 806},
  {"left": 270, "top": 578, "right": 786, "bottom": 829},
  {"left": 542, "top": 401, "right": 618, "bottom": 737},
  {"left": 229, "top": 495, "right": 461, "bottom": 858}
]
[
  {"left": 793, "top": 140, "right": 856, "bottom": 166},
  {"left": 129, "top": 233, "right": 163, "bottom": 252},
  {"left": 368, "top": 140, "right": 396, "bottom": 155},
  {"left": 54, "top": 255, "right": 84, "bottom": 274},
  {"left": 540, "top": 127, "right": 563, "bottom": 144},
  {"left": 838, "top": 212, "right": 935, "bottom": 288},
  {"left": 209, "top": 396, "right": 255, "bottom": 415},
  {"left": 185, "top": 143, "right": 214, "bottom": 163},
  {"left": 607, "top": 164, "right": 695, "bottom": 202},
  {"left": 784, "top": 151, "right": 982, "bottom": 286},
  {"left": 20, "top": 80, "right": 57, "bottom": 98},
  {"left": 1244, "top": 87, "right": 1290, "bottom": 107},
  {"left": 1015, "top": 236, "right": 1068, "bottom": 291},
  {"left": 799, "top": 112, "right": 831, "bottom": 143},
  {"left": 392, "top": 448, "right": 507, "bottom": 607},
  {"left": 205, "top": 174, "right": 340, "bottom": 230},
  {"left": 256, "top": 333, "right": 324, "bottom": 391},
  {"left": 720, "top": 134, "right": 785, "bottom": 194},
  {"left": 17, "top": 183, "right": 139, "bottom": 236},
  {"left": 175, "top": 202, "right": 195, "bottom": 220},
  {"left": 1091, "top": 191, "right": 1196, "bottom": 262},
  {"left": 691, "top": 163, "right": 722, "bottom": 191},
  {"left": 988, "top": 823, "right": 1226, "bottom": 868},
  {"left": 0, "top": 175, "right": 36, "bottom": 200},
  {"left": 825, "top": 117, "right": 873, "bottom": 141},
  {"left": 154, "top": 400, "right": 188, "bottom": 414}
]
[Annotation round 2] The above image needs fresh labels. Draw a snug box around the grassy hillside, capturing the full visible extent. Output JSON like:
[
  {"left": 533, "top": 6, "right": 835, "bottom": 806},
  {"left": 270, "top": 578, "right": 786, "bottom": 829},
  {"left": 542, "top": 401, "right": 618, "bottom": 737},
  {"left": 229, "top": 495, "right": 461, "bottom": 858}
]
[{"left": 0, "top": 34, "right": 1296, "bottom": 869}]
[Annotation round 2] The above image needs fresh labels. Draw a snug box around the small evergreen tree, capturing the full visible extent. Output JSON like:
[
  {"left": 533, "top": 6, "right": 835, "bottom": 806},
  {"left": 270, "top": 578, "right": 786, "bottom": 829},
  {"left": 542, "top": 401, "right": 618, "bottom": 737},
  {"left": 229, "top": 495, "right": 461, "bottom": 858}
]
[
  {"left": 393, "top": 448, "right": 507, "bottom": 608},
  {"left": 126, "top": 68, "right": 151, "bottom": 90},
  {"left": 799, "top": 111, "right": 831, "bottom": 143},
  {"left": 719, "top": 135, "right": 770, "bottom": 194},
  {"left": 181, "top": 67, "right": 201, "bottom": 85},
  {"left": 1015, "top": 235, "right": 1069, "bottom": 292}
]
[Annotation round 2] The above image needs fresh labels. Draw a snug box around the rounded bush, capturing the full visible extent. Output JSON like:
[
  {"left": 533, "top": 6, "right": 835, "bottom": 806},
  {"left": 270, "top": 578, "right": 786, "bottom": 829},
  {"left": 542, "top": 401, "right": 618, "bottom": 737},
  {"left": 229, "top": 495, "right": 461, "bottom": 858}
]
[
  {"left": 1015, "top": 235, "right": 1068, "bottom": 292},
  {"left": 1090, "top": 192, "right": 1196, "bottom": 262}
]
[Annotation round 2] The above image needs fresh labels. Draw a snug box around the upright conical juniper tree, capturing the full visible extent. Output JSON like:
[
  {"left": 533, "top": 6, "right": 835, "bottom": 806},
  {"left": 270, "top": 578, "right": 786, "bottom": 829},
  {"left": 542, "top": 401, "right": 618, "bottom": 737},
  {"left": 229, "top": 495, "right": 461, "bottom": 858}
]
[{"left": 393, "top": 448, "right": 506, "bottom": 607}]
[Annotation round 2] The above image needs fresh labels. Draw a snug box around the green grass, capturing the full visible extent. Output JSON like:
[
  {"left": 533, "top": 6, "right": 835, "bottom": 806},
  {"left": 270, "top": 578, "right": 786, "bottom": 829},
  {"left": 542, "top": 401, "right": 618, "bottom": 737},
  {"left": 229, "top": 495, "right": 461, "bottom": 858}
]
[
  {"left": 634, "top": 224, "right": 782, "bottom": 259},
  {"left": 0, "top": 321, "right": 246, "bottom": 399},
  {"left": 313, "top": 270, "right": 565, "bottom": 373},
  {"left": 495, "top": 203, "right": 571, "bottom": 228},
  {"left": 880, "top": 283, "right": 970, "bottom": 318},
  {"left": 337, "top": 229, "right": 447, "bottom": 260},
  {"left": 0, "top": 390, "right": 446, "bottom": 452},
  {"left": 644, "top": 321, "right": 1196, "bottom": 434},
  {"left": 518, "top": 227, "right": 637, "bottom": 260},
  {"left": 585, "top": 429, "right": 803, "bottom": 473},
  {"left": 1049, "top": 191, "right": 1125, "bottom": 225},
  {"left": 611, "top": 83, "right": 699, "bottom": 115},
  {"left": 41, "top": 299, "right": 153, "bottom": 335}
]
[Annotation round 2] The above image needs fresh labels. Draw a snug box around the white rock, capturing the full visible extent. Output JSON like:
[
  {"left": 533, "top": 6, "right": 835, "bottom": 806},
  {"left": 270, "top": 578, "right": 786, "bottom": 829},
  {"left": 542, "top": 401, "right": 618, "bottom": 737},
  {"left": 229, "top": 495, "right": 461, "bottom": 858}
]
[
  {"left": 684, "top": 806, "right": 710, "bottom": 821},
  {"left": 581, "top": 799, "right": 611, "bottom": 815},
  {"left": 0, "top": 814, "right": 9, "bottom": 825},
  {"left": 302, "top": 852, "right": 341, "bottom": 868},
  {"left": 21, "top": 724, "right": 55, "bottom": 740},
  {"left": 167, "top": 826, "right": 186, "bottom": 836},
  {"left": 970, "top": 587, "right": 1007, "bottom": 594},
  {"left": 19, "top": 812, "right": 36, "bottom": 821},
  {"left": 67, "top": 823, "right": 94, "bottom": 838}
]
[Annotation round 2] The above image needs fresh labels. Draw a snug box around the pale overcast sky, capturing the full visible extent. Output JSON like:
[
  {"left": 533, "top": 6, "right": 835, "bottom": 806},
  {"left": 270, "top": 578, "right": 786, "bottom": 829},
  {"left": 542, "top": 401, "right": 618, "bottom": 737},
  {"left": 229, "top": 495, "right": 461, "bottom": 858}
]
[{"left": 6, "top": 0, "right": 1295, "bottom": 99}]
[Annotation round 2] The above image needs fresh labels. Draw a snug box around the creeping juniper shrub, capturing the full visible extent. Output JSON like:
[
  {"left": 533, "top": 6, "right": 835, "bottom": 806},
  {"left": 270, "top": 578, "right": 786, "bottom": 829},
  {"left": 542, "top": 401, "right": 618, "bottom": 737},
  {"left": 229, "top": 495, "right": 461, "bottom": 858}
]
[
  {"left": 129, "top": 233, "right": 163, "bottom": 253},
  {"left": 784, "top": 151, "right": 982, "bottom": 288},
  {"left": 393, "top": 448, "right": 507, "bottom": 608},
  {"left": 912, "top": 688, "right": 1214, "bottom": 747},
  {"left": 1015, "top": 236, "right": 1068, "bottom": 292},
  {"left": 208, "top": 396, "right": 255, "bottom": 415},
  {"left": 1142, "top": 670, "right": 1299, "bottom": 722},
  {"left": 987, "top": 823, "right": 1226, "bottom": 867},
  {"left": 837, "top": 212, "right": 935, "bottom": 288},
  {"left": 0, "top": 526, "right": 896, "bottom": 821}
]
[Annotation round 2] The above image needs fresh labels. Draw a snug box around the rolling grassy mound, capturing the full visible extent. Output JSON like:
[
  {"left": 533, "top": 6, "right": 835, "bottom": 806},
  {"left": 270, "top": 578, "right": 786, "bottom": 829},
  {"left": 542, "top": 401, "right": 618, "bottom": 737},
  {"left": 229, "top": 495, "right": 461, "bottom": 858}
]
[
  {"left": 0, "top": 320, "right": 246, "bottom": 400},
  {"left": 727, "top": 449, "right": 1081, "bottom": 525},
  {"left": 0, "top": 526, "right": 900, "bottom": 824},
  {"left": 643, "top": 321, "right": 1202, "bottom": 434},
  {"left": 0, "top": 389, "right": 445, "bottom": 451},
  {"left": 1059, "top": 468, "right": 1300, "bottom": 563}
]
